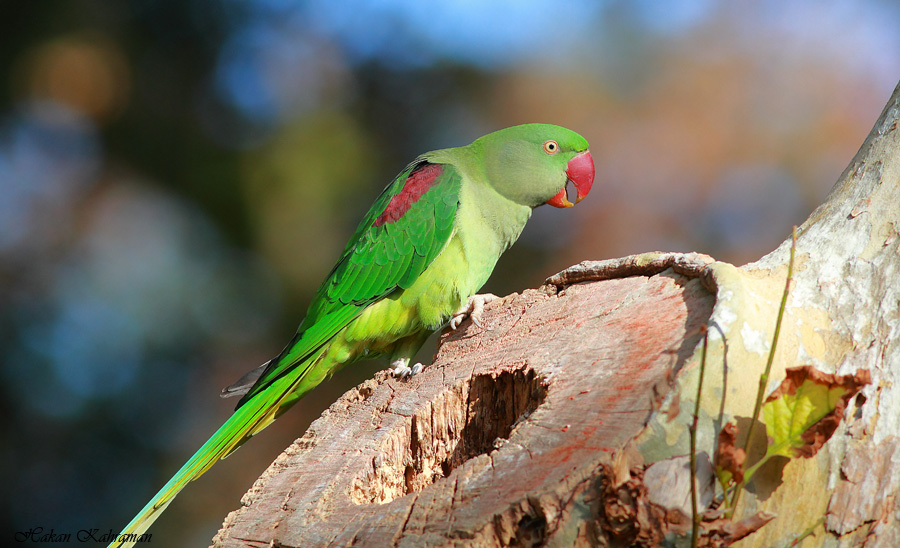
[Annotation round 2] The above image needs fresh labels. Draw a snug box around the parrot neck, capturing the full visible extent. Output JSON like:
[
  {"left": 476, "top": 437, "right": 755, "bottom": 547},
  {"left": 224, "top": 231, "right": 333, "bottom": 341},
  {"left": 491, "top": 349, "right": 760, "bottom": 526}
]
[
  {"left": 464, "top": 180, "right": 532, "bottom": 250},
  {"left": 431, "top": 146, "right": 532, "bottom": 248},
  {"left": 456, "top": 172, "right": 532, "bottom": 293}
]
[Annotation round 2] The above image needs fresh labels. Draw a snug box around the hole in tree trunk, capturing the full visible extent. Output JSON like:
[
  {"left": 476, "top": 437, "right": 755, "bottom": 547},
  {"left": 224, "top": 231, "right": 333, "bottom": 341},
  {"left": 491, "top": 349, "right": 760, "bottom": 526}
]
[{"left": 351, "top": 368, "right": 548, "bottom": 504}]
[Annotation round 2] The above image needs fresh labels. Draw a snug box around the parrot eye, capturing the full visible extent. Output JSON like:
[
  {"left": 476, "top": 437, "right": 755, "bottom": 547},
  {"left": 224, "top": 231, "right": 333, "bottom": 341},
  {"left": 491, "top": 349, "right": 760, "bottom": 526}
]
[{"left": 543, "top": 140, "right": 559, "bottom": 154}]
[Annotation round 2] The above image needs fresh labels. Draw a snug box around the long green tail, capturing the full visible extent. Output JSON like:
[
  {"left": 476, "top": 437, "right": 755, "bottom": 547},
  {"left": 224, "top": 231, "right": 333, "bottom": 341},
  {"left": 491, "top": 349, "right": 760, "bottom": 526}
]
[{"left": 107, "top": 349, "right": 327, "bottom": 548}]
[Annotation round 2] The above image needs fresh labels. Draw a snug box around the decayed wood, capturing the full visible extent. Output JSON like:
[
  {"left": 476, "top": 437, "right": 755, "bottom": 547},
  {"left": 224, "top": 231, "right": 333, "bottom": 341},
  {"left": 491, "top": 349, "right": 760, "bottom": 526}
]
[{"left": 211, "top": 273, "right": 714, "bottom": 547}]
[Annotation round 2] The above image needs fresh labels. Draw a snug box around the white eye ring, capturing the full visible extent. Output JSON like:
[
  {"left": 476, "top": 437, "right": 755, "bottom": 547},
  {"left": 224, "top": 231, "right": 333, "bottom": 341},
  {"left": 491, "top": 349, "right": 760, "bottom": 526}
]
[{"left": 543, "top": 140, "right": 559, "bottom": 154}]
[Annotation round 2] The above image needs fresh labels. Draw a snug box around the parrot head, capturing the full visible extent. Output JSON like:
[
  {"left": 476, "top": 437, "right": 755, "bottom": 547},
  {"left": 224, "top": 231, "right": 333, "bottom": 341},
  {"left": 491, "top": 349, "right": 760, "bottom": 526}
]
[{"left": 474, "top": 123, "right": 594, "bottom": 209}]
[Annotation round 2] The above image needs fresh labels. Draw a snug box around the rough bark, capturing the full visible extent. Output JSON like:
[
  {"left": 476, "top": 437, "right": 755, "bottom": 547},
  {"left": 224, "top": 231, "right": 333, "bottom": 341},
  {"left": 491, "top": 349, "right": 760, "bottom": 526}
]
[{"left": 213, "top": 81, "right": 900, "bottom": 547}]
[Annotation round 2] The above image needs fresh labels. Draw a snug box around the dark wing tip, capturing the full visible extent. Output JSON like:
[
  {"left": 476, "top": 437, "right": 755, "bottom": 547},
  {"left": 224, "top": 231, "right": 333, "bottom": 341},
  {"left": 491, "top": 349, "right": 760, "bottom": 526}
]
[{"left": 220, "top": 360, "right": 270, "bottom": 399}]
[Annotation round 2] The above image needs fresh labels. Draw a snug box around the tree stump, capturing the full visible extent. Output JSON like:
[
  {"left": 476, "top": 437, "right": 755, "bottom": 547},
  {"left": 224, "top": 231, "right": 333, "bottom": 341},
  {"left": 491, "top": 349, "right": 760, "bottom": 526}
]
[{"left": 212, "top": 269, "right": 713, "bottom": 547}]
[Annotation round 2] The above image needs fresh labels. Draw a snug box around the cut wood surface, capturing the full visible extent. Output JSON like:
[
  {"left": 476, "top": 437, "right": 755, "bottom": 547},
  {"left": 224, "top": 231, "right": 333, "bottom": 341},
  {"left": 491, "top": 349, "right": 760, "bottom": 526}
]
[{"left": 212, "top": 272, "right": 713, "bottom": 547}]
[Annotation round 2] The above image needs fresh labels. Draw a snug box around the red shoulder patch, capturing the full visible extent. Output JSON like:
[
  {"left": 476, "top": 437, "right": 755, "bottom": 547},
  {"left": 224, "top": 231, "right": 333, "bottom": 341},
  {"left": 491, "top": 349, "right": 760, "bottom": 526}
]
[{"left": 374, "top": 163, "right": 443, "bottom": 227}]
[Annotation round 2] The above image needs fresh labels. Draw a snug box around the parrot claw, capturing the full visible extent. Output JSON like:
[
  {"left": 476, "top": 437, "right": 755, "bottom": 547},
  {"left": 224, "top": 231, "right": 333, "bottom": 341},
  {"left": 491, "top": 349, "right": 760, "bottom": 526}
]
[
  {"left": 450, "top": 293, "right": 499, "bottom": 330},
  {"left": 390, "top": 358, "right": 423, "bottom": 379}
]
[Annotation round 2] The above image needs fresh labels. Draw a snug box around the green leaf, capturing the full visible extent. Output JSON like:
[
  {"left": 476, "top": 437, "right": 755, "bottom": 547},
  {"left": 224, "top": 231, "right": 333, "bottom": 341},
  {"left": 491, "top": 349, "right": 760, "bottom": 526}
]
[{"left": 761, "top": 366, "right": 870, "bottom": 460}]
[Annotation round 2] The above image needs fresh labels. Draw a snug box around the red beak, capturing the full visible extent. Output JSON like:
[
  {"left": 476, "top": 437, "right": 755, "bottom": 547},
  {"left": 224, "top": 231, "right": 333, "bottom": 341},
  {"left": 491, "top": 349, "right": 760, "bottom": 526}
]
[{"left": 546, "top": 150, "right": 595, "bottom": 208}]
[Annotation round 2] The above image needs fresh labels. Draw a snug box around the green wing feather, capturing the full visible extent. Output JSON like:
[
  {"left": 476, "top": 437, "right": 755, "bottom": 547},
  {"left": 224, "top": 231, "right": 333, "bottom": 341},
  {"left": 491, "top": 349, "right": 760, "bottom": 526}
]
[
  {"left": 108, "top": 158, "right": 462, "bottom": 548},
  {"left": 236, "top": 158, "right": 461, "bottom": 406}
]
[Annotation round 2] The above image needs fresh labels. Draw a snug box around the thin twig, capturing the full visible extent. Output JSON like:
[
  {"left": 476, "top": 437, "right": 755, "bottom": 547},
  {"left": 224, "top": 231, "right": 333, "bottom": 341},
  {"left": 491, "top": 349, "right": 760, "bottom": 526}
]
[
  {"left": 788, "top": 517, "right": 825, "bottom": 547},
  {"left": 689, "top": 326, "right": 710, "bottom": 548},
  {"left": 730, "top": 227, "right": 797, "bottom": 511}
]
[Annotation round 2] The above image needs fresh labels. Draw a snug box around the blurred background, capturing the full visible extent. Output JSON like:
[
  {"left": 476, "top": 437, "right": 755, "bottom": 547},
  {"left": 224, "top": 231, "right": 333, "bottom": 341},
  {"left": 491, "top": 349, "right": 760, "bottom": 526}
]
[{"left": 2, "top": 0, "right": 898, "bottom": 545}]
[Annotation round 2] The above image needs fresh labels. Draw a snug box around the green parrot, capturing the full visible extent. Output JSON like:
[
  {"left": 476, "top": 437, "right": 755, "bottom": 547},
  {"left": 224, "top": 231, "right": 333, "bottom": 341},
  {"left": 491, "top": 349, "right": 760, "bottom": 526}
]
[{"left": 108, "top": 123, "right": 594, "bottom": 547}]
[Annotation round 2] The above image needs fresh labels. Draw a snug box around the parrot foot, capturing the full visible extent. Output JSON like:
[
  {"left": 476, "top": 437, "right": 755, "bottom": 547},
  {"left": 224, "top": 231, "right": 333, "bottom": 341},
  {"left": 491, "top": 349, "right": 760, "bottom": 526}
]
[
  {"left": 450, "top": 293, "right": 499, "bottom": 330},
  {"left": 390, "top": 358, "right": 423, "bottom": 379}
]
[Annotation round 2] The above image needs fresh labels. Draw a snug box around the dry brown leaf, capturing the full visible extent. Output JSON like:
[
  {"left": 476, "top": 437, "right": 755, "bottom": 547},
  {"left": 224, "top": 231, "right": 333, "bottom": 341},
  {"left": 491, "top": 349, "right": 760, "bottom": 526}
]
[
  {"left": 701, "top": 511, "right": 777, "bottom": 546},
  {"left": 714, "top": 421, "right": 746, "bottom": 484}
]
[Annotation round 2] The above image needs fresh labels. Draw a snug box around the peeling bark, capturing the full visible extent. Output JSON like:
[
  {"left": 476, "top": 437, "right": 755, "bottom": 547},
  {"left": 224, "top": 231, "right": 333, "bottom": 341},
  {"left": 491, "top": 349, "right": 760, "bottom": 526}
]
[{"left": 213, "top": 81, "right": 900, "bottom": 547}]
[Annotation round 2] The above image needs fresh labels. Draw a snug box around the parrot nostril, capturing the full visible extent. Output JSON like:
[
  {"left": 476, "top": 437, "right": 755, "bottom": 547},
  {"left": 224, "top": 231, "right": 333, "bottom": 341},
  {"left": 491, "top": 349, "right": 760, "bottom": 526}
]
[{"left": 350, "top": 368, "right": 548, "bottom": 505}]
